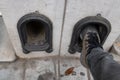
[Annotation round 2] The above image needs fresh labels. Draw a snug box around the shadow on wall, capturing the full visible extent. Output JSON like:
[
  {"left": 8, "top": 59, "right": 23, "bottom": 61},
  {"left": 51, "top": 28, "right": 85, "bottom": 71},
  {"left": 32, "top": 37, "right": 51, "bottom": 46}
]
[{"left": 0, "top": 15, "right": 15, "bottom": 61}]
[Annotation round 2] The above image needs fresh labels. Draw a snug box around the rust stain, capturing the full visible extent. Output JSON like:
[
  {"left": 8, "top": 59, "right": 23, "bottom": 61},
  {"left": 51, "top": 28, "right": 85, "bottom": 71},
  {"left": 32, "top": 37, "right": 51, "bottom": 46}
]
[{"left": 65, "top": 67, "right": 74, "bottom": 75}]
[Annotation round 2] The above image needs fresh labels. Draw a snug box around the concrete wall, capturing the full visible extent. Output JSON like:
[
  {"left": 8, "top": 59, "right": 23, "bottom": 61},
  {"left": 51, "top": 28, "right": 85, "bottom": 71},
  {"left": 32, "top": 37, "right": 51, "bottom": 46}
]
[
  {"left": 0, "top": 0, "right": 65, "bottom": 58},
  {"left": 0, "top": 0, "right": 120, "bottom": 59},
  {"left": 60, "top": 0, "right": 120, "bottom": 58}
]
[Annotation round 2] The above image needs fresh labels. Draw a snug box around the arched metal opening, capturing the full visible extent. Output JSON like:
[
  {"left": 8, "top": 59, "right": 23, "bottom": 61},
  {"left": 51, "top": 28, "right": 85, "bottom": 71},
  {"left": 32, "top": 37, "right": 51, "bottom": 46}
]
[
  {"left": 17, "top": 12, "right": 53, "bottom": 54},
  {"left": 68, "top": 14, "right": 111, "bottom": 54}
]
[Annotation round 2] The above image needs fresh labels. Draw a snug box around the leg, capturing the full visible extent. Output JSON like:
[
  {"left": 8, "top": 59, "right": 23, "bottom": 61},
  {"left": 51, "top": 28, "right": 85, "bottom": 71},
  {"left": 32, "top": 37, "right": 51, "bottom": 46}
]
[
  {"left": 80, "top": 27, "right": 120, "bottom": 80},
  {"left": 87, "top": 48, "right": 120, "bottom": 80}
]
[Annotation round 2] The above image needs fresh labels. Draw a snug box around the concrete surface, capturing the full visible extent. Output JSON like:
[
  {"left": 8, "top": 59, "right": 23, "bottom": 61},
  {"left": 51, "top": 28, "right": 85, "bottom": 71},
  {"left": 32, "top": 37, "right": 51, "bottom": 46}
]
[
  {"left": 0, "top": 0, "right": 120, "bottom": 59},
  {"left": 59, "top": 58, "right": 88, "bottom": 80},
  {"left": 0, "top": 0, "right": 120, "bottom": 80},
  {"left": 0, "top": 58, "right": 57, "bottom": 80},
  {"left": 0, "top": 16, "right": 16, "bottom": 61},
  {"left": 0, "top": 53, "right": 119, "bottom": 80},
  {"left": 24, "top": 58, "right": 57, "bottom": 80},
  {"left": 0, "top": 0, "right": 65, "bottom": 58},
  {"left": 0, "top": 59, "right": 25, "bottom": 80},
  {"left": 60, "top": 0, "right": 120, "bottom": 58},
  {"left": 0, "top": 36, "right": 119, "bottom": 80},
  {"left": 0, "top": 58, "right": 89, "bottom": 80}
]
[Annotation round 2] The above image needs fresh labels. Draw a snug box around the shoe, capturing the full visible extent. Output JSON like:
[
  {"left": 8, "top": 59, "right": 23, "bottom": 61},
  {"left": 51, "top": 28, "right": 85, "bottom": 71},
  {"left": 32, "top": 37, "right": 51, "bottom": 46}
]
[{"left": 80, "top": 26, "right": 102, "bottom": 68}]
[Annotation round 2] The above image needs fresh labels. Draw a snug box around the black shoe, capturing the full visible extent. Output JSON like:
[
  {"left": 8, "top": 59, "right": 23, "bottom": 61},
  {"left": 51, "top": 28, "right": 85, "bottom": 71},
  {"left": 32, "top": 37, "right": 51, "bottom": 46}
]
[{"left": 80, "top": 26, "right": 102, "bottom": 68}]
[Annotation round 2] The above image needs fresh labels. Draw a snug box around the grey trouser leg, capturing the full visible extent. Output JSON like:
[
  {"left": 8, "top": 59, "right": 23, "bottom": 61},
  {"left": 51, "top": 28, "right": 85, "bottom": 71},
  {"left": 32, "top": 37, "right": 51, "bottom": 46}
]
[{"left": 87, "top": 48, "right": 120, "bottom": 80}]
